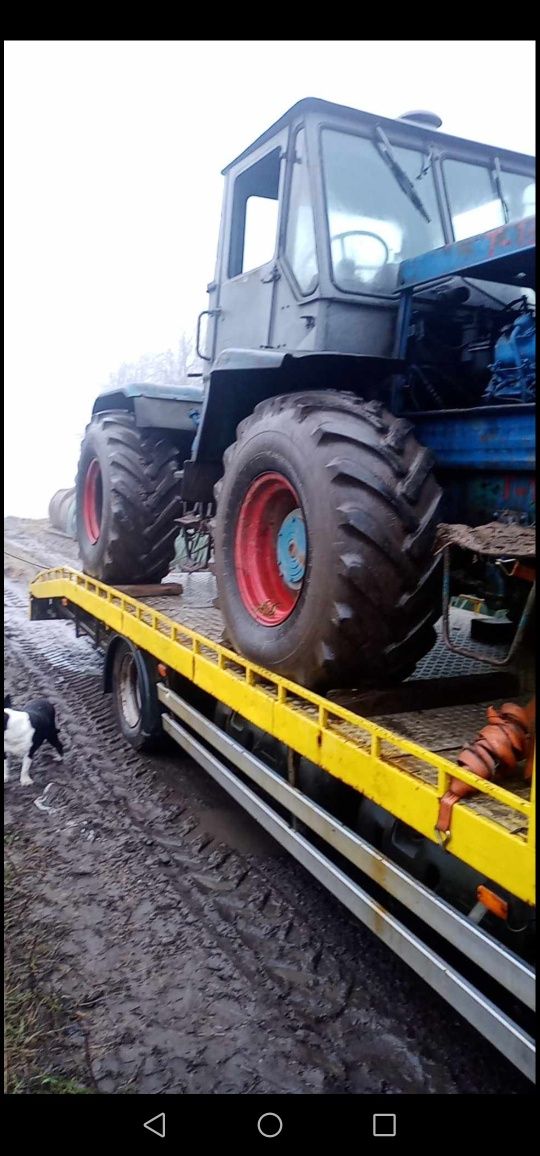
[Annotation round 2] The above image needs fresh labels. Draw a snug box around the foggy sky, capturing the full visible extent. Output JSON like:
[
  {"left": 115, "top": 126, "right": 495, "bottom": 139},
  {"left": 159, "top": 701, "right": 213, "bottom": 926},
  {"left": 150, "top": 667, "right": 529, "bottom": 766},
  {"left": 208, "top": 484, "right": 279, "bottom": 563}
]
[{"left": 4, "top": 40, "right": 535, "bottom": 517}]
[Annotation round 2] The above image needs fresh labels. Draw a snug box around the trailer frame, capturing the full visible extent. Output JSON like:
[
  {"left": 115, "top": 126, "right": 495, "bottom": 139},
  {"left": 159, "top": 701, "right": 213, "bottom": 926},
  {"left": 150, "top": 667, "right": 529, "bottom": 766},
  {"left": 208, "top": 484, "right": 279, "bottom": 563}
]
[{"left": 29, "top": 566, "right": 536, "bottom": 1081}]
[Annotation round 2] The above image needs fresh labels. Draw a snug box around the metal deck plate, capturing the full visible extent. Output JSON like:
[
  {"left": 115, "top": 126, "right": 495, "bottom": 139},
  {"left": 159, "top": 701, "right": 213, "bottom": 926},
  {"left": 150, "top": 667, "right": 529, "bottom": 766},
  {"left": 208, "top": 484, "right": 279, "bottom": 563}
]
[
  {"left": 413, "top": 608, "right": 509, "bottom": 678},
  {"left": 161, "top": 573, "right": 511, "bottom": 677}
]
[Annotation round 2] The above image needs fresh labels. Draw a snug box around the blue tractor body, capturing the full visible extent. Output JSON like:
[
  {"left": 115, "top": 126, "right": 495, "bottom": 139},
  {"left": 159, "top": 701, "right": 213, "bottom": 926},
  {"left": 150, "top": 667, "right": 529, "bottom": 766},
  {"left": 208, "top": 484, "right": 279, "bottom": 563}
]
[{"left": 396, "top": 216, "right": 535, "bottom": 527}]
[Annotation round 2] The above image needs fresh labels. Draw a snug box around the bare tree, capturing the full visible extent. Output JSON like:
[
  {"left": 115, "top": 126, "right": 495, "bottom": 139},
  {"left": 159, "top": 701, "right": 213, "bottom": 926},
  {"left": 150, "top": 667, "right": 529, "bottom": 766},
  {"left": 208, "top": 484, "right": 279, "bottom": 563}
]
[{"left": 106, "top": 332, "right": 202, "bottom": 391}]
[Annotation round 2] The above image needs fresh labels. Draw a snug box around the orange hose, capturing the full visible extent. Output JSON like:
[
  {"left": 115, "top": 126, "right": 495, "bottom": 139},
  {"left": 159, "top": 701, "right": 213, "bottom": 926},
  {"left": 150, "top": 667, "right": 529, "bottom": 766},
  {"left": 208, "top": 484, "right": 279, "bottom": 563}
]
[{"left": 437, "top": 700, "right": 534, "bottom": 834}]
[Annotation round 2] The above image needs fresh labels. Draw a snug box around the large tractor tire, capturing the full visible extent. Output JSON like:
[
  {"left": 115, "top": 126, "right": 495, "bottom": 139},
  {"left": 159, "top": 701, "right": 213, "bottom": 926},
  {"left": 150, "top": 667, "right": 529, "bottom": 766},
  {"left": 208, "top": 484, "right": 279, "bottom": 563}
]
[
  {"left": 213, "top": 391, "right": 442, "bottom": 690},
  {"left": 76, "top": 412, "right": 181, "bottom": 585}
]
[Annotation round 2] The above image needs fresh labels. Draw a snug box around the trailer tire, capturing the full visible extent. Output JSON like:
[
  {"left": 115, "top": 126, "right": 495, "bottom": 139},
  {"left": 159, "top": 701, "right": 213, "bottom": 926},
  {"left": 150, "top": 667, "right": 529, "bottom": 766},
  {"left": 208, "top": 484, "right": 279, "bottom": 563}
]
[
  {"left": 76, "top": 412, "right": 181, "bottom": 585},
  {"left": 214, "top": 391, "right": 442, "bottom": 690},
  {"left": 111, "top": 638, "right": 163, "bottom": 751}
]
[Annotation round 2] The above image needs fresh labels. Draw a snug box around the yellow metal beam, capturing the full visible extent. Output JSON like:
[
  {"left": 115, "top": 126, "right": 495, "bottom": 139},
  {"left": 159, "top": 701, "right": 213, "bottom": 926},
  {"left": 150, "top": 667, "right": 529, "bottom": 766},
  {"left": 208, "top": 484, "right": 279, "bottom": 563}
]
[{"left": 30, "top": 568, "right": 535, "bottom": 905}]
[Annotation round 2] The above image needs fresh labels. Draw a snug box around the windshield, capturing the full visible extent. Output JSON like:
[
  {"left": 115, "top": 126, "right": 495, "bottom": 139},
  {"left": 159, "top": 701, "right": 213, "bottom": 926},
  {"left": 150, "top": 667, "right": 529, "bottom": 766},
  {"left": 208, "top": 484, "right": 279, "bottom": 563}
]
[
  {"left": 443, "top": 159, "right": 535, "bottom": 240},
  {"left": 321, "top": 128, "right": 444, "bottom": 294},
  {"left": 321, "top": 128, "right": 535, "bottom": 295}
]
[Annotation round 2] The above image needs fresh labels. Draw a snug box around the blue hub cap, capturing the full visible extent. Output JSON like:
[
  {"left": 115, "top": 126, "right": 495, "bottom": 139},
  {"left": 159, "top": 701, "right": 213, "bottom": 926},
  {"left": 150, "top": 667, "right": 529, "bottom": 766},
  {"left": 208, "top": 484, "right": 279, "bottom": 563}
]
[{"left": 276, "top": 508, "right": 307, "bottom": 589}]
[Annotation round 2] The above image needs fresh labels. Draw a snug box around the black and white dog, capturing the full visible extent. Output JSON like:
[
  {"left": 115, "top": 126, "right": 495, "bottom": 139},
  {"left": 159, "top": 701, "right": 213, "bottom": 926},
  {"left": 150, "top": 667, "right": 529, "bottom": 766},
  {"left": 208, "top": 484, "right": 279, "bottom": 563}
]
[{"left": 4, "top": 695, "right": 63, "bottom": 786}]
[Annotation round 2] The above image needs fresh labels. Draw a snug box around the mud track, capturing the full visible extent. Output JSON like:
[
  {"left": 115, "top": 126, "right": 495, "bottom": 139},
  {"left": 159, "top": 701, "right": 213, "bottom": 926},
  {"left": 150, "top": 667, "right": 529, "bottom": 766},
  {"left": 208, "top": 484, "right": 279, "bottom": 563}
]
[{"left": 3, "top": 518, "right": 531, "bottom": 1093}]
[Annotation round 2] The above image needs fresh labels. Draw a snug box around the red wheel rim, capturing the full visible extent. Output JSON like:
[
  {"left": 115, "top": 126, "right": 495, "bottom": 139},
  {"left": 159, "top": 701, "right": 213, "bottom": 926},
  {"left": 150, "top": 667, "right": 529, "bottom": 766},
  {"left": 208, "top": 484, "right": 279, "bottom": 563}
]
[
  {"left": 234, "top": 472, "right": 307, "bottom": 626},
  {"left": 83, "top": 458, "right": 103, "bottom": 544}
]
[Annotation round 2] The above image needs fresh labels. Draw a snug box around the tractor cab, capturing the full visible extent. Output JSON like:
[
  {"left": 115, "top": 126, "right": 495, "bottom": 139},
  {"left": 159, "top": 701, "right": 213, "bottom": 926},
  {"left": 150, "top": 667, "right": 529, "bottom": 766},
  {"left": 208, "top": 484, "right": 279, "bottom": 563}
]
[{"left": 201, "top": 97, "right": 535, "bottom": 364}]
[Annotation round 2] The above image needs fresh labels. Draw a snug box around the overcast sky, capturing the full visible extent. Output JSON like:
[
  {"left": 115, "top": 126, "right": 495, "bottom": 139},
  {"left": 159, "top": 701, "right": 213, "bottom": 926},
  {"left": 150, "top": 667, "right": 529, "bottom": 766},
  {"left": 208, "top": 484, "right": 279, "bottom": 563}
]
[{"left": 4, "top": 39, "right": 535, "bottom": 518}]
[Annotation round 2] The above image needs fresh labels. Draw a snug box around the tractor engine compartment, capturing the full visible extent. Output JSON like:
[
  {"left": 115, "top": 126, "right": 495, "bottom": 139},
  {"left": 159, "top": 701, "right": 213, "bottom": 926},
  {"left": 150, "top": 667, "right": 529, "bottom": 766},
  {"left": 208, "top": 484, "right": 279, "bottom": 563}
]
[
  {"left": 394, "top": 281, "right": 536, "bottom": 623},
  {"left": 403, "top": 287, "right": 535, "bottom": 412}
]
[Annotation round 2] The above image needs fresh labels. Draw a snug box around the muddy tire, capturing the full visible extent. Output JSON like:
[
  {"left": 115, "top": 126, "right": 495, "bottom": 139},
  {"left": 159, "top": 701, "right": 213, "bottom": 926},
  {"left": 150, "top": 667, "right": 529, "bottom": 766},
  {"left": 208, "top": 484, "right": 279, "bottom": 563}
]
[
  {"left": 111, "top": 638, "right": 162, "bottom": 751},
  {"left": 213, "top": 391, "right": 442, "bottom": 690},
  {"left": 76, "top": 412, "right": 181, "bottom": 585}
]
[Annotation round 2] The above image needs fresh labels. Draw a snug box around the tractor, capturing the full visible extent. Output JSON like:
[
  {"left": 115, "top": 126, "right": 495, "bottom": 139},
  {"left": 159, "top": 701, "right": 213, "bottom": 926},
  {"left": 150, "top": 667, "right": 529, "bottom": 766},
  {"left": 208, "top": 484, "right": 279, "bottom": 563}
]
[{"left": 75, "top": 98, "right": 536, "bottom": 690}]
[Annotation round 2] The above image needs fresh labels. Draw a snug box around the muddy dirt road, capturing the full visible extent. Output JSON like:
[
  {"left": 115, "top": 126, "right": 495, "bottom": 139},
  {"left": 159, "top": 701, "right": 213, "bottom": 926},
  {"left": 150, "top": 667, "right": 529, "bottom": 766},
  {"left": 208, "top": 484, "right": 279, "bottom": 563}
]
[{"left": 4, "top": 518, "right": 531, "bottom": 1094}]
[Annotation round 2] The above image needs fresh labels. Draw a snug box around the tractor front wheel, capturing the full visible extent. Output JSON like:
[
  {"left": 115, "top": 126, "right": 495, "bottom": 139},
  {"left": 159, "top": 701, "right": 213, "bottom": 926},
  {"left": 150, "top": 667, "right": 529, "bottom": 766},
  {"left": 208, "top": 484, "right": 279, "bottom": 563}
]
[{"left": 213, "top": 391, "right": 442, "bottom": 690}]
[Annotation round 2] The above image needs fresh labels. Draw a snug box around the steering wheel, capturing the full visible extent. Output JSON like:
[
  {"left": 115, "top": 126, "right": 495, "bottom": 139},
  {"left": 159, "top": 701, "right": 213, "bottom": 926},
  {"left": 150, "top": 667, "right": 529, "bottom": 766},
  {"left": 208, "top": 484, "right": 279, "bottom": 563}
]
[{"left": 331, "top": 229, "right": 390, "bottom": 272}]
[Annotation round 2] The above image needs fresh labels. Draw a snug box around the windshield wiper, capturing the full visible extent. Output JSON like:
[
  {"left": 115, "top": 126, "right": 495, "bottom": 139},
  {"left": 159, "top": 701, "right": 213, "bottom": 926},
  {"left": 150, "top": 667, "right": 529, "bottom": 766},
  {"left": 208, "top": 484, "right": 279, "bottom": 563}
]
[
  {"left": 492, "top": 157, "right": 510, "bottom": 224},
  {"left": 375, "top": 126, "right": 431, "bottom": 223}
]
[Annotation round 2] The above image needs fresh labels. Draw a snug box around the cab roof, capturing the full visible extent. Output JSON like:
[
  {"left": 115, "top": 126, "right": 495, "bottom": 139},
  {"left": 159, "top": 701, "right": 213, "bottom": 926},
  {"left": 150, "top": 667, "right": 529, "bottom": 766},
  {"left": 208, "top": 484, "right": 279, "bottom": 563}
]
[{"left": 222, "top": 96, "right": 534, "bottom": 174}]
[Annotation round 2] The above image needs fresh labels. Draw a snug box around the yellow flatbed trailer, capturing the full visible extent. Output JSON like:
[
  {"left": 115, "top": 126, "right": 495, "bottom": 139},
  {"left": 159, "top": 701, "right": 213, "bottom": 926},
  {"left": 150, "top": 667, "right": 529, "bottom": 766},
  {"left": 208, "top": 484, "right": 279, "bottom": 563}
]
[{"left": 30, "top": 566, "right": 535, "bottom": 1082}]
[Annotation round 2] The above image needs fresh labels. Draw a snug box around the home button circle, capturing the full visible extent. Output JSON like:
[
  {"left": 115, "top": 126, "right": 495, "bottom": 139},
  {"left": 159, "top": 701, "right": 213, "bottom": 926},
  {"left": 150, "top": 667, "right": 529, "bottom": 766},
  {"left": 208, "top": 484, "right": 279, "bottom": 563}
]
[{"left": 257, "top": 1113, "right": 283, "bottom": 1138}]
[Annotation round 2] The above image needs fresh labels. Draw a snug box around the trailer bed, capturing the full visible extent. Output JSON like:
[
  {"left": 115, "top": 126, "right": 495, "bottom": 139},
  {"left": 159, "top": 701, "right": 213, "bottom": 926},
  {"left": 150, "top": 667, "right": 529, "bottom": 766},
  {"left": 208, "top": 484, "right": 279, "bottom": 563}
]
[
  {"left": 30, "top": 566, "right": 534, "bottom": 902},
  {"left": 28, "top": 565, "right": 536, "bottom": 1081},
  {"left": 131, "top": 572, "right": 531, "bottom": 835}
]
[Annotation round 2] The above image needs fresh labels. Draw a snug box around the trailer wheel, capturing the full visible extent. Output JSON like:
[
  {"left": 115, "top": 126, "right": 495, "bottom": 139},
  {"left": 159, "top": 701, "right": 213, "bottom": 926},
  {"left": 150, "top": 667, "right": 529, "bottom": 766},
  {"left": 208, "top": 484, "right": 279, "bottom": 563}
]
[
  {"left": 111, "top": 639, "right": 162, "bottom": 751},
  {"left": 214, "top": 391, "right": 442, "bottom": 690},
  {"left": 76, "top": 412, "right": 181, "bottom": 584}
]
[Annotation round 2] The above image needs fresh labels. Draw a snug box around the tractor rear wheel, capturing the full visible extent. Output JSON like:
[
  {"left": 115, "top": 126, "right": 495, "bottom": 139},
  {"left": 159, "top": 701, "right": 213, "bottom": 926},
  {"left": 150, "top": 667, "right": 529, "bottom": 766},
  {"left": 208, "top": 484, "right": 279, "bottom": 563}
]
[
  {"left": 76, "top": 412, "right": 181, "bottom": 585},
  {"left": 213, "top": 391, "right": 442, "bottom": 690}
]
